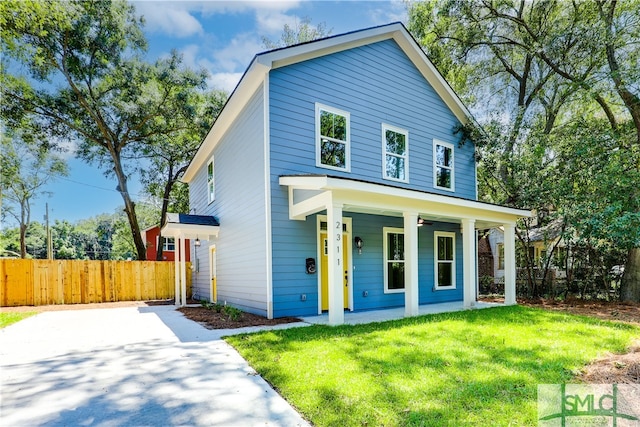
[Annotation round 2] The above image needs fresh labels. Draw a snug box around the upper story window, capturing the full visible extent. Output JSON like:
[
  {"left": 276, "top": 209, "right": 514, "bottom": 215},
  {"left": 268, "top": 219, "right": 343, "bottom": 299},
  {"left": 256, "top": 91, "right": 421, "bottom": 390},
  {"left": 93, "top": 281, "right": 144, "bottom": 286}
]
[
  {"left": 207, "top": 156, "right": 215, "bottom": 204},
  {"left": 434, "top": 231, "right": 456, "bottom": 289},
  {"left": 382, "top": 124, "right": 408, "bottom": 182},
  {"left": 316, "top": 103, "right": 350, "bottom": 171},
  {"left": 384, "top": 227, "right": 405, "bottom": 293},
  {"left": 434, "top": 140, "right": 454, "bottom": 191}
]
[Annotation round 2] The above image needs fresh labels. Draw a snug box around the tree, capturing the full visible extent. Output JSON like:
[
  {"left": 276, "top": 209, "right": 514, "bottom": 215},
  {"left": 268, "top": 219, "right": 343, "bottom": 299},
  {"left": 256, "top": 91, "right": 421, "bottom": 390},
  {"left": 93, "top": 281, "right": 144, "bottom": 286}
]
[
  {"left": 1, "top": 129, "right": 67, "bottom": 258},
  {"left": 1, "top": 0, "right": 209, "bottom": 260},
  {"left": 140, "top": 89, "right": 227, "bottom": 260},
  {"left": 262, "top": 16, "right": 332, "bottom": 49},
  {"left": 408, "top": 0, "right": 640, "bottom": 299}
]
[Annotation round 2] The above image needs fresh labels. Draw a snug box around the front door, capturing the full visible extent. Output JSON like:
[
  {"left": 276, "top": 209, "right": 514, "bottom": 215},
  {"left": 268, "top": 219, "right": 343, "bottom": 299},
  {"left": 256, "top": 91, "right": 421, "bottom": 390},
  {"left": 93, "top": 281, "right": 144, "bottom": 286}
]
[
  {"left": 320, "top": 232, "right": 349, "bottom": 310},
  {"left": 209, "top": 246, "right": 217, "bottom": 303}
]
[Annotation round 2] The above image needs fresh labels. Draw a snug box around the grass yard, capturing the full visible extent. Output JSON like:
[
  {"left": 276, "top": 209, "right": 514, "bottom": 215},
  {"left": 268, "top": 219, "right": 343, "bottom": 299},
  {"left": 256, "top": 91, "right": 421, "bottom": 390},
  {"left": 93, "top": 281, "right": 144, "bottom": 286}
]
[
  {"left": 0, "top": 311, "right": 36, "bottom": 328},
  {"left": 226, "top": 306, "right": 639, "bottom": 426}
]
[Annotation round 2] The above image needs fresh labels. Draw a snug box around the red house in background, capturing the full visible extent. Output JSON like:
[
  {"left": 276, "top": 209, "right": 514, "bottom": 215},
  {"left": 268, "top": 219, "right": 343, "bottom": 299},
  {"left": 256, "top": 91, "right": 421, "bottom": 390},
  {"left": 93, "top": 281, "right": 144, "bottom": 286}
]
[{"left": 142, "top": 225, "right": 191, "bottom": 261}]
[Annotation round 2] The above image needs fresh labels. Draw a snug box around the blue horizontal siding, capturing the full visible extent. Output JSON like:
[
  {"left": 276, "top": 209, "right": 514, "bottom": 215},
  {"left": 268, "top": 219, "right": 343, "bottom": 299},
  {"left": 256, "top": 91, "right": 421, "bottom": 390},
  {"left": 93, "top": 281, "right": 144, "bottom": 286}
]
[
  {"left": 270, "top": 39, "right": 475, "bottom": 317},
  {"left": 269, "top": 39, "right": 476, "bottom": 197}
]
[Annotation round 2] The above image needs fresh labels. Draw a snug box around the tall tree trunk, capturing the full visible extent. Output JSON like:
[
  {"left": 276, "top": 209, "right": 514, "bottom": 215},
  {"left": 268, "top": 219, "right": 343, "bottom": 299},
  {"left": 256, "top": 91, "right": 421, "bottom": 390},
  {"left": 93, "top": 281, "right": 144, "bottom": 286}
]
[
  {"left": 621, "top": 248, "right": 640, "bottom": 302},
  {"left": 155, "top": 167, "right": 174, "bottom": 261},
  {"left": 111, "top": 151, "right": 146, "bottom": 260}
]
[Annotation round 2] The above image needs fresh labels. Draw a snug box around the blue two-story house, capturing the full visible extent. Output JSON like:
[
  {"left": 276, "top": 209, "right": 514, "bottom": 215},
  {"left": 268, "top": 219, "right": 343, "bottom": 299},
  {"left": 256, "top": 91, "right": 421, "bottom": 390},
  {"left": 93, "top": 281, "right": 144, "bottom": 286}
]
[{"left": 162, "top": 23, "right": 530, "bottom": 325}]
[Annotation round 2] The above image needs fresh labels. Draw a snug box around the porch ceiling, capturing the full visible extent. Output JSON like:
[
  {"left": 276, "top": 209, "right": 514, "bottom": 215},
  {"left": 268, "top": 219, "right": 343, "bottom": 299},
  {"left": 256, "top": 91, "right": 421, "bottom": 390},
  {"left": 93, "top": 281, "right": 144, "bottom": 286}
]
[{"left": 280, "top": 175, "right": 530, "bottom": 228}]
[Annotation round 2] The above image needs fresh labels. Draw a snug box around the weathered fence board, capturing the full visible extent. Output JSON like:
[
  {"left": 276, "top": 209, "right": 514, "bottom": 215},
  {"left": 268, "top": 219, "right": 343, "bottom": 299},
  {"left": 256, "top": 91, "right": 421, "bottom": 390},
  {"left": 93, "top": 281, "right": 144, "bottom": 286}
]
[{"left": 0, "top": 259, "right": 191, "bottom": 307}]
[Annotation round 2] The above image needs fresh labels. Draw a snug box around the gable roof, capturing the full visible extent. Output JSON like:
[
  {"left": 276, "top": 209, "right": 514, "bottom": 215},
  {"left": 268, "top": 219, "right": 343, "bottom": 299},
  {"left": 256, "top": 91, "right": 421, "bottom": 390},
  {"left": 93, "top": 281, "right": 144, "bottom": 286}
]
[{"left": 183, "top": 22, "right": 472, "bottom": 183}]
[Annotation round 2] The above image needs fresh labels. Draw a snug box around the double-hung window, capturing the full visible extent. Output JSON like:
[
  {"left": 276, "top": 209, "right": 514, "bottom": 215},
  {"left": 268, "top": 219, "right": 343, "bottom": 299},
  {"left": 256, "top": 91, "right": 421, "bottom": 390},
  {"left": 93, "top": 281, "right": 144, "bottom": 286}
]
[
  {"left": 382, "top": 124, "right": 408, "bottom": 182},
  {"left": 434, "top": 140, "right": 454, "bottom": 191},
  {"left": 207, "top": 156, "right": 215, "bottom": 204},
  {"left": 384, "top": 227, "right": 405, "bottom": 293},
  {"left": 434, "top": 231, "right": 456, "bottom": 289},
  {"left": 316, "top": 103, "right": 350, "bottom": 171}
]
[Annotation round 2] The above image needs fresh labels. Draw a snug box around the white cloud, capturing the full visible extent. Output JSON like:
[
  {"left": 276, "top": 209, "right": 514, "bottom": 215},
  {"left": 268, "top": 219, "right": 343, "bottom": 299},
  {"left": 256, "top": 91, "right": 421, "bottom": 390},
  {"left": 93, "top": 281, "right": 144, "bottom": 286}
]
[
  {"left": 134, "top": 2, "right": 204, "bottom": 38},
  {"left": 255, "top": 10, "right": 299, "bottom": 35},
  {"left": 208, "top": 72, "right": 244, "bottom": 92},
  {"left": 211, "top": 33, "right": 263, "bottom": 72},
  {"left": 367, "top": 0, "right": 408, "bottom": 26}
]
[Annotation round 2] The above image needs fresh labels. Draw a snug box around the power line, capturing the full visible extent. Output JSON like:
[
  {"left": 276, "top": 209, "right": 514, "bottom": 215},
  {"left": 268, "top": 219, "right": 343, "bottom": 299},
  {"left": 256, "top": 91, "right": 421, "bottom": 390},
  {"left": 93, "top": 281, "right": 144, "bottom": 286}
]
[{"left": 57, "top": 176, "right": 182, "bottom": 204}]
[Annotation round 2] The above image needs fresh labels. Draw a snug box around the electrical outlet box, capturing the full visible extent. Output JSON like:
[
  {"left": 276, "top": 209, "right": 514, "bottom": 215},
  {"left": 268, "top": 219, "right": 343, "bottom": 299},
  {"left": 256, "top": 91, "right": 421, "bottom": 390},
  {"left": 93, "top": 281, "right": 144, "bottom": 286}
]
[
  {"left": 301, "top": 294, "right": 307, "bottom": 301},
  {"left": 362, "top": 290, "right": 368, "bottom": 297}
]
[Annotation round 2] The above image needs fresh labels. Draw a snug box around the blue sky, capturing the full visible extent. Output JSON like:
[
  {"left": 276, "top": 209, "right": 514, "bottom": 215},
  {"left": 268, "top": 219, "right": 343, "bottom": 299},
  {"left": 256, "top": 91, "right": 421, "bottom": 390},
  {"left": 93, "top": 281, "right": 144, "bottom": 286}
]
[{"left": 24, "top": 0, "right": 408, "bottom": 228}]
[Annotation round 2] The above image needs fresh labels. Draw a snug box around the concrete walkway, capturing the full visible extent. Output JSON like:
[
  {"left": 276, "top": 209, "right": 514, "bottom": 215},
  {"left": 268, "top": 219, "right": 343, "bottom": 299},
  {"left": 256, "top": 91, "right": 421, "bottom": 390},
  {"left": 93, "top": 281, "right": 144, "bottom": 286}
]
[{"left": 0, "top": 306, "right": 310, "bottom": 427}]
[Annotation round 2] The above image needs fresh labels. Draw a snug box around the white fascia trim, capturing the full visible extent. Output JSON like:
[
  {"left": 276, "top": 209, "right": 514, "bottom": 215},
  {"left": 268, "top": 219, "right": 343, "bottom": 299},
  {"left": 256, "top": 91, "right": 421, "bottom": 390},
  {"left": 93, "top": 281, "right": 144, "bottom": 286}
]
[
  {"left": 392, "top": 29, "right": 471, "bottom": 124},
  {"left": 161, "top": 223, "right": 220, "bottom": 240},
  {"left": 183, "top": 60, "right": 270, "bottom": 182},
  {"left": 279, "top": 175, "right": 531, "bottom": 219},
  {"left": 185, "top": 23, "right": 472, "bottom": 182},
  {"left": 263, "top": 75, "right": 274, "bottom": 320}
]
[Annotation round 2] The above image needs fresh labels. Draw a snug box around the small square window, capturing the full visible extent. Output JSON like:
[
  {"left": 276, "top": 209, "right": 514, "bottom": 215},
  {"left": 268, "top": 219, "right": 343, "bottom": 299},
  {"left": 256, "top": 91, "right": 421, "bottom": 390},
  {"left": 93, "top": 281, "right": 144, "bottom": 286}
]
[
  {"left": 163, "top": 237, "right": 175, "bottom": 252},
  {"left": 316, "top": 103, "right": 350, "bottom": 171},
  {"left": 382, "top": 124, "right": 408, "bottom": 182},
  {"left": 434, "top": 140, "right": 454, "bottom": 191}
]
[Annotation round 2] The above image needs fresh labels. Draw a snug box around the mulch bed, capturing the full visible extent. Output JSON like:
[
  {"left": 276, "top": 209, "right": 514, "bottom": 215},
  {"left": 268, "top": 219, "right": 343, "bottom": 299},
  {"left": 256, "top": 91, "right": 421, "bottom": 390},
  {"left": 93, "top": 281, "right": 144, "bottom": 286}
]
[{"left": 177, "top": 306, "right": 302, "bottom": 330}]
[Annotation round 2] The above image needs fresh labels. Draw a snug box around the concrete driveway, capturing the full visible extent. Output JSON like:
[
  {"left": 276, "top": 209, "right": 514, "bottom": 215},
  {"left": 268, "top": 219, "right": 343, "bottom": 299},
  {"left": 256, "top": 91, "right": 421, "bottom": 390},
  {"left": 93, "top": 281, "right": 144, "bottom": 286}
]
[{"left": 0, "top": 305, "right": 310, "bottom": 426}]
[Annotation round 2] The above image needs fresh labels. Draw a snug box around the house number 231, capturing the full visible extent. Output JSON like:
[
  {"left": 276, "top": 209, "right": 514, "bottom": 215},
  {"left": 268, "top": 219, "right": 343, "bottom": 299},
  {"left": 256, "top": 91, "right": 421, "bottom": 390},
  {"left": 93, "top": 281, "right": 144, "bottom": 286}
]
[{"left": 335, "top": 221, "right": 341, "bottom": 265}]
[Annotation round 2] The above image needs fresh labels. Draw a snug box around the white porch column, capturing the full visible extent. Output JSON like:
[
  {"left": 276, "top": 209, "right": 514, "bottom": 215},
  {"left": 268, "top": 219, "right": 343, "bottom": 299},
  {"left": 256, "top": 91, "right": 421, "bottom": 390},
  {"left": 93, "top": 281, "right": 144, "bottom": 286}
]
[
  {"left": 174, "top": 236, "right": 181, "bottom": 306},
  {"left": 326, "top": 203, "right": 344, "bottom": 326},
  {"left": 180, "top": 234, "right": 187, "bottom": 307},
  {"left": 462, "top": 218, "right": 476, "bottom": 308},
  {"left": 403, "top": 212, "right": 419, "bottom": 317},
  {"left": 503, "top": 223, "right": 517, "bottom": 305}
]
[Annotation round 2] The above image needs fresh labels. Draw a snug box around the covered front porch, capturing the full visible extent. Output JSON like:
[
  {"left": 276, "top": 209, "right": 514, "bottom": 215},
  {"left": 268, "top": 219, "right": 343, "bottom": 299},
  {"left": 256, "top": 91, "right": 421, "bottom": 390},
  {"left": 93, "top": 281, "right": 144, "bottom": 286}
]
[
  {"left": 161, "top": 213, "right": 220, "bottom": 307},
  {"left": 280, "top": 175, "right": 530, "bottom": 325}
]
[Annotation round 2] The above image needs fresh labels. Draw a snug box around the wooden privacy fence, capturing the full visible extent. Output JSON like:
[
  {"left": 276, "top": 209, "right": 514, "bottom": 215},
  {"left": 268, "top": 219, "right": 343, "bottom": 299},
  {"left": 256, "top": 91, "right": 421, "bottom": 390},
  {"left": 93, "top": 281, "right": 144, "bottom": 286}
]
[{"left": 0, "top": 259, "right": 192, "bottom": 307}]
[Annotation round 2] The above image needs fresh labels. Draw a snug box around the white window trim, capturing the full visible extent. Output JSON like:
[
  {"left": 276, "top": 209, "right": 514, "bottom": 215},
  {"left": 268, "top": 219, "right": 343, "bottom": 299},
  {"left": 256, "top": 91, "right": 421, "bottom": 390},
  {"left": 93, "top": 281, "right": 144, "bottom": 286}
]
[
  {"left": 207, "top": 156, "right": 215, "bottom": 204},
  {"left": 163, "top": 237, "right": 176, "bottom": 252},
  {"left": 382, "top": 123, "right": 409, "bottom": 183},
  {"left": 433, "top": 139, "right": 455, "bottom": 192},
  {"left": 383, "top": 227, "right": 405, "bottom": 294},
  {"left": 434, "top": 231, "right": 456, "bottom": 290},
  {"left": 315, "top": 103, "right": 351, "bottom": 172}
]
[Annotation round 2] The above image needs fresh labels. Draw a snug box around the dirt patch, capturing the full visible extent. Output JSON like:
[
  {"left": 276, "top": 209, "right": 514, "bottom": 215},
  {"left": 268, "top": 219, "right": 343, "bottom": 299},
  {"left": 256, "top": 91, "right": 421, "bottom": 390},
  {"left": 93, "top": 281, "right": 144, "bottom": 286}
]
[
  {"left": 480, "top": 296, "right": 640, "bottom": 324},
  {"left": 578, "top": 340, "right": 640, "bottom": 384},
  {"left": 177, "top": 306, "right": 302, "bottom": 330}
]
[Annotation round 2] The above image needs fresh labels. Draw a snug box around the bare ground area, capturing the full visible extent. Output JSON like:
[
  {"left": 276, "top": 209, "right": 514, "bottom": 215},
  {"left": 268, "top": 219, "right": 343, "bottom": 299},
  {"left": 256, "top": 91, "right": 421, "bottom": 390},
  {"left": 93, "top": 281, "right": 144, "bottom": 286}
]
[{"left": 177, "top": 306, "right": 301, "bottom": 330}]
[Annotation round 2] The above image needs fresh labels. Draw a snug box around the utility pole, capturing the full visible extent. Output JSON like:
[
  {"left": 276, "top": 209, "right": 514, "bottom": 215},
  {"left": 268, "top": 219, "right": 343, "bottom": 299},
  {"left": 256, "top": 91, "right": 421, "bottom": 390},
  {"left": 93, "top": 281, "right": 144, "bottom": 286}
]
[{"left": 45, "top": 203, "right": 53, "bottom": 260}]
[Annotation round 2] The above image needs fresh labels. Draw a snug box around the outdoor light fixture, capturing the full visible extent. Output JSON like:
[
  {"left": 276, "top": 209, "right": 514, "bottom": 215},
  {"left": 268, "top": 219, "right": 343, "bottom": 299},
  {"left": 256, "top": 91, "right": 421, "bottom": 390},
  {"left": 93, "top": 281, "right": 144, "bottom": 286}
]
[
  {"left": 355, "top": 236, "right": 363, "bottom": 254},
  {"left": 417, "top": 217, "right": 432, "bottom": 227},
  {"left": 194, "top": 237, "right": 201, "bottom": 247}
]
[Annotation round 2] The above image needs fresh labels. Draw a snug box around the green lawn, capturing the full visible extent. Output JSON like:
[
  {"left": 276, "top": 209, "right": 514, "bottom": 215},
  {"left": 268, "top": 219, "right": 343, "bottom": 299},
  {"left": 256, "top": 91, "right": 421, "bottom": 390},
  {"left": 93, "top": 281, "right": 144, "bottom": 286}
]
[
  {"left": 226, "top": 306, "right": 639, "bottom": 426},
  {"left": 0, "top": 311, "right": 37, "bottom": 328}
]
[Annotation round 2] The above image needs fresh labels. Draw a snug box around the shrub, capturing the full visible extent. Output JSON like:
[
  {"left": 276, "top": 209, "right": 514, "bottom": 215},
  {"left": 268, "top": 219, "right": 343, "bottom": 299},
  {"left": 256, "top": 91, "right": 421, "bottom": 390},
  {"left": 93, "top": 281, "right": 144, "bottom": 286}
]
[{"left": 223, "top": 304, "right": 242, "bottom": 321}]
